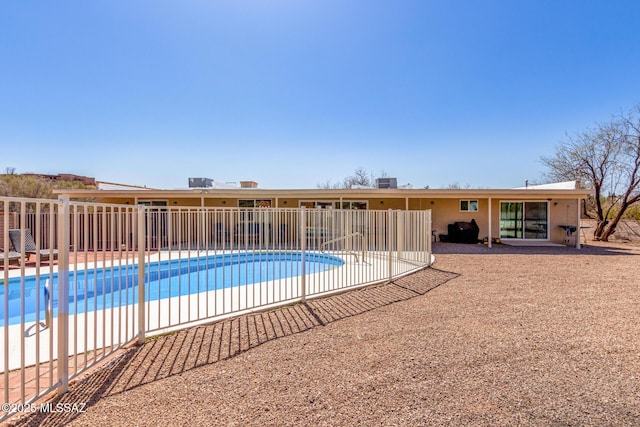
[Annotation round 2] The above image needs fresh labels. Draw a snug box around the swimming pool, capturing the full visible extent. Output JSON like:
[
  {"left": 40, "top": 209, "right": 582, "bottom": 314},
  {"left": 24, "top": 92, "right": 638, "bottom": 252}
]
[{"left": 0, "top": 251, "right": 344, "bottom": 326}]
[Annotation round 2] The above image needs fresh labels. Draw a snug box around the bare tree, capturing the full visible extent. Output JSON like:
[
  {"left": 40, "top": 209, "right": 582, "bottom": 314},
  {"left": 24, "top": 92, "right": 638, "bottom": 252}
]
[
  {"left": 445, "top": 182, "right": 472, "bottom": 189},
  {"left": 342, "top": 166, "right": 375, "bottom": 188},
  {"left": 600, "top": 108, "right": 640, "bottom": 240},
  {"left": 542, "top": 105, "right": 640, "bottom": 241},
  {"left": 316, "top": 180, "right": 342, "bottom": 189},
  {"left": 318, "top": 167, "right": 382, "bottom": 189}
]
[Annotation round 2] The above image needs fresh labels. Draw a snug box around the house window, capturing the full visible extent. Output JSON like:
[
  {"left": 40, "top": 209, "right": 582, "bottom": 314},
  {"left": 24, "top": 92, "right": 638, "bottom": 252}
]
[
  {"left": 460, "top": 200, "right": 478, "bottom": 212},
  {"left": 138, "top": 201, "right": 168, "bottom": 249},
  {"left": 299, "top": 200, "right": 368, "bottom": 210},
  {"left": 300, "top": 200, "right": 336, "bottom": 209},
  {"left": 238, "top": 199, "right": 272, "bottom": 208},
  {"left": 138, "top": 200, "right": 168, "bottom": 207},
  {"left": 342, "top": 201, "right": 368, "bottom": 210}
]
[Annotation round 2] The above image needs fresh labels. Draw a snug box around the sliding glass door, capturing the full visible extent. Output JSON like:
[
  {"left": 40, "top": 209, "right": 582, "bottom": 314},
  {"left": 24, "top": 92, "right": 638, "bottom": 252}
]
[
  {"left": 500, "top": 202, "right": 523, "bottom": 238},
  {"left": 524, "top": 202, "right": 548, "bottom": 239},
  {"left": 500, "top": 201, "right": 548, "bottom": 240}
]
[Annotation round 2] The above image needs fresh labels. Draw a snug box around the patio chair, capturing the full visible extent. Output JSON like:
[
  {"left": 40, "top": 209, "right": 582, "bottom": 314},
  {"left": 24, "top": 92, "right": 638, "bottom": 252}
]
[
  {"left": 0, "top": 249, "right": 22, "bottom": 266},
  {"left": 8, "top": 229, "right": 59, "bottom": 262}
]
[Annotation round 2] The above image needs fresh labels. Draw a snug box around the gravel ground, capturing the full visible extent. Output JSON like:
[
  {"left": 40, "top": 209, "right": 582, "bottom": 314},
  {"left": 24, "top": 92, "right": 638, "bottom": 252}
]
[{"left": 9, "top": 240, "right": 640, "bottom": 426}]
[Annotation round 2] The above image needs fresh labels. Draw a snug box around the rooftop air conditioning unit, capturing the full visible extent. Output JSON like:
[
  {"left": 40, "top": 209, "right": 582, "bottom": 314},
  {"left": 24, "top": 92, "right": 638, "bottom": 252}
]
[
  {"left": 375, "top": 178, "right": 398, "bottom": 189},
  {"left": 188, "top": 178, "right": 213, "bottom": 188}
]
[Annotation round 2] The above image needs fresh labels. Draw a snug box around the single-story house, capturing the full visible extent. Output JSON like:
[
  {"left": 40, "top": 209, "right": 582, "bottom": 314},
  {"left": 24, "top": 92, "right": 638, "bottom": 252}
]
[{"left": 54, "top": 180, "right": 592, "bottom": 248}]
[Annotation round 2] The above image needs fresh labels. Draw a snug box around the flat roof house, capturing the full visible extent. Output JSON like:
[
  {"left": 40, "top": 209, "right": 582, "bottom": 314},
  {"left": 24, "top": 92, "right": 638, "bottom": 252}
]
[{"left": 54, "top": 180, "right": 592, "bottom": 249}]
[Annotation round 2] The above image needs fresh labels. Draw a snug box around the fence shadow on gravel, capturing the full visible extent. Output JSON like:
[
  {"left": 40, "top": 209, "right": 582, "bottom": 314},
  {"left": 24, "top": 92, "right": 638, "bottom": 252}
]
[{"left": 8, "top": 268, "right": 458, "bottom": 427}]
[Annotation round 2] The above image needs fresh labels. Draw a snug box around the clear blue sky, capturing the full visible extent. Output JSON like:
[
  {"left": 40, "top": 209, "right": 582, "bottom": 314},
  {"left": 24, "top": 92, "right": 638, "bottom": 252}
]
[{"left": 1, "top": 1, "right": 639, "bottom": 189}]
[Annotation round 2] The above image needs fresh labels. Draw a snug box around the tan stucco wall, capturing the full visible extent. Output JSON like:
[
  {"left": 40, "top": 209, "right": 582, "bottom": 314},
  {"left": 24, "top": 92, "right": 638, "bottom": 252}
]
[
  {"left": 203, "top": 198, "right": 234, "bottom": 207},
  {"left": 407, "top": 199, "right": 433, "bottom": 211},
  {"left": 98, "top": 197, "right": 136, "bottom": 205},
  {"left": 276, "top": 198, "right": 297, "bottom": 208},
  {"left": 365, "top": 198, "right": 403, "bottom": 210},
  {"left": 427, "top": 198, "right": 489, "bottom": 240},
  {"left": 83, "top": 194, "right": 584, "bottom": 246},
  {"left": 408, "top": 197, "right": 580, "bottom": 244},
  {"left": 548, "top": 198, "right": 580, "bottom": 243}
]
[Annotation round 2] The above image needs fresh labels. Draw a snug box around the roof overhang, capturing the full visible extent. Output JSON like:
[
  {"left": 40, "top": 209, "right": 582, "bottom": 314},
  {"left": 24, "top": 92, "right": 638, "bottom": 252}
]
[{"left": 54, "top": 187, "right": 594, "bottom": 200}]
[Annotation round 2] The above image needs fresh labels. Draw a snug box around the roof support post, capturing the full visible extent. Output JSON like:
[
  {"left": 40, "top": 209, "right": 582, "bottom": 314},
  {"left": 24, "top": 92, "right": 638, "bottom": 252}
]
[
  {"left": 576, "top": 198, "right": 581, "bottom": 249},
  {"left": 488, "top": 197, "right": 492, "bottom": 248}
]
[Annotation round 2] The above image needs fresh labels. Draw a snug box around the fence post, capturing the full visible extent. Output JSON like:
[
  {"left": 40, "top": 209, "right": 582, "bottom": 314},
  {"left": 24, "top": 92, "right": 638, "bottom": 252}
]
[
  {"left": 388, "top": 209, "right": 393, "bottom": 283},
  {"left": 57, "top": 196, "right": 70, "bottom": 394},
  {"left": 427, "top": 210, "right": 432, "bottom": 267},
  {"left": 299, "top": 207, "right": 306, "bottom": 301},
  {"left": 397, "top": 210, "right": 404, "bottom": 260},
  {"left": 137, "top": 206, "right": 146, "bottom": 344},
  {"left": 2, "top": 199, "right": 9, "bottom": 402}
]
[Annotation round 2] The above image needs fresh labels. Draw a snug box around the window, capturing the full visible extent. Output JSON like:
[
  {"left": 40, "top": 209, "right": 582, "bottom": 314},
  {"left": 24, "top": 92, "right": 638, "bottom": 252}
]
[
  {"left": 138, "top": 201, "right": 168, "bottom": 249},
  {"left": 460, "top": 200, "right": 478, "bottom": 212},
  {"left": 138, "top": 200, "right": 168, "bottom": 207},
  {"left": 238, "top": 199, "right": 272, "bottom": 208},
  {"left": 299, "top": 200, "right": 368, "bottom": 210},
  {"left": 342, "top": 201, "right": 368, "bottom": 210},
  {"left": 238, "top": 199, "right": 272, "bottom": 223}
]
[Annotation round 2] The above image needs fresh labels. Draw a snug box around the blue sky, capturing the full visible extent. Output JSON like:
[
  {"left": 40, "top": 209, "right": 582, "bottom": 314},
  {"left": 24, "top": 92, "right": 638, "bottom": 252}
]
[{"left": 1, "top": 1, "right": 639, "bottom": 189}]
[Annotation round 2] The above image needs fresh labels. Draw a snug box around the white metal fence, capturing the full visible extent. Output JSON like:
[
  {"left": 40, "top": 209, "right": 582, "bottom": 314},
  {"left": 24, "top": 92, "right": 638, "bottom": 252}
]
[{"left": 0, "top": 196, "right": 431, "bottom": 420}]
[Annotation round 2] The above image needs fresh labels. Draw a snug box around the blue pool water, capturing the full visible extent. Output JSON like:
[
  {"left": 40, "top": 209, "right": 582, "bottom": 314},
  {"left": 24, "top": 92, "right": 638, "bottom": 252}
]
[{"left": 0, "top": 252, "right": 343, "bottom": 326}]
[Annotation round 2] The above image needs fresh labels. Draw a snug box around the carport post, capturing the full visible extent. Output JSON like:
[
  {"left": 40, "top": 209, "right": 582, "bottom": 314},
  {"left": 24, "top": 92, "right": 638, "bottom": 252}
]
[
  {"left": 576, "top": 198, "right": 581, "bottom": 249},
  {"left": 488, "top": 197, "right": 492, "bottom": 248}
]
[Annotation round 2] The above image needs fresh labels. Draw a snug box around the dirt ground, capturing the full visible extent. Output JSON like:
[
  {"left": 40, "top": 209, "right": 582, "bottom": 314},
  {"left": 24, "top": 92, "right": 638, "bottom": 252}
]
[{"left": 8, "top": 239, "right": 640, "bottom": 426}]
